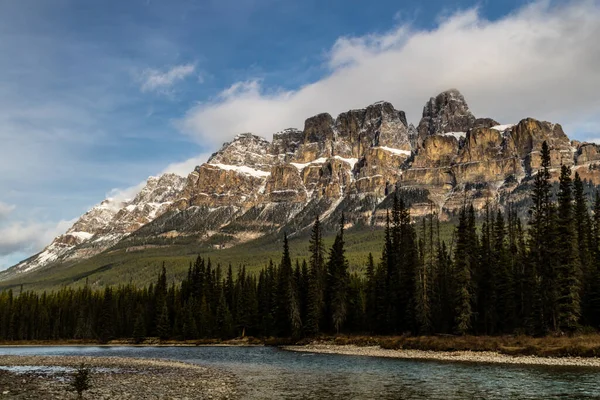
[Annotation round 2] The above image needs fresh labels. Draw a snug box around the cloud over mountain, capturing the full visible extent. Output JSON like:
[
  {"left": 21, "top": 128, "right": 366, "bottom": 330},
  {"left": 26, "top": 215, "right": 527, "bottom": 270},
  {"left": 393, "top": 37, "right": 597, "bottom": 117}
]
[{"left": 181, "top": 1, "right": 600, "bottom": 145}]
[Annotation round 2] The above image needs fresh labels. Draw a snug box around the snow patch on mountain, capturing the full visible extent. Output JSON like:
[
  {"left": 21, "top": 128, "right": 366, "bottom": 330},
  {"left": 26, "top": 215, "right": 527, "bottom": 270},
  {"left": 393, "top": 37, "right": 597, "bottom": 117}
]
[
  {"left": 208, "top": 163, "right": 271, "bottom": 178},
  {"left": 491, "top": 124, "right": 516, "bottom": 132},
  {"left": 375, "top": 147, "right": 412, "bottom": 157}
]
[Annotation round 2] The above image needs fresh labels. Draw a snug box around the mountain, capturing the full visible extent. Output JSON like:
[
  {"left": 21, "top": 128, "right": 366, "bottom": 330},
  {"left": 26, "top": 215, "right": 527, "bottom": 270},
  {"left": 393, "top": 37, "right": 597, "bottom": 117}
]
[
  {"left": 4, "top": 88, "right": 600, "bottom": 281},
  {"left": 1, "top": 173, "right": 186, "bottom": 280}
]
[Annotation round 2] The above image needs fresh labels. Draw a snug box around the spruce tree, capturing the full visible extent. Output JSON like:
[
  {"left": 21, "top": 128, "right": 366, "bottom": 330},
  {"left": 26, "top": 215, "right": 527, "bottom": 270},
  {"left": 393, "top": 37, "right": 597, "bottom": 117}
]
[
  {"left": 156, "top": 301, "right": 171, "bottom": 340},
  {"left": 528, "top": 141, "right": 556, "bottom": 334},
  {"left": 275, "top": 233, "right": 297, "bottom": 337},
  {"left": 453, "top": 206, "right": 474, "bottom": 335},
  {"left": 132, "top": 310, "right": 146, "bottom": 344},
  {"left": 327, "top": 215, "right": 349, "bottom": 333},
  {"left": 588, "top": 192, "right": 600, "bottom": 328},
  {"left": 365, "top": 252, "right": 377, "bottom": 332},
  {"left": 305, "top": 217, "right": 325, "bottom": 336},
  {"left": 556, "top": 165, "right": 581, "bottom": 331}
]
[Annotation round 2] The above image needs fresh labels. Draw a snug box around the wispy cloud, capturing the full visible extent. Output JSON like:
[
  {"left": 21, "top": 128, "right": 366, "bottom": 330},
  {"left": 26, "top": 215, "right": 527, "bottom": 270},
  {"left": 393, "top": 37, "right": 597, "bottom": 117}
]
[
  {"left": 0, "top": 218, "right": 75, "bottom": 257},
  {"left": 180, "top": 1, "right": 600, "bottom": 146},
  {"left": 139, "top": 63, "right": 196, "bottom": 93}
]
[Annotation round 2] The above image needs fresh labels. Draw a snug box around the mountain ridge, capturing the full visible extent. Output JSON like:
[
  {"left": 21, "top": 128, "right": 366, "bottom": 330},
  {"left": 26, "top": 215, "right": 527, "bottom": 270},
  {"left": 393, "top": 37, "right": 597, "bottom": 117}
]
[{"left": 3, "top": 89, "right": 600, "bottom": 281}]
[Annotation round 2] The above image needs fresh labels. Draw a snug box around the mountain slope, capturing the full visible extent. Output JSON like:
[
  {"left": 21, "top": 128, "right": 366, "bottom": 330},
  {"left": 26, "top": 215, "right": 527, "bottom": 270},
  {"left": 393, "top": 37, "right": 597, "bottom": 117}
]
[{"left": 4, "top": 88, "right": 600, "bottom": 285}]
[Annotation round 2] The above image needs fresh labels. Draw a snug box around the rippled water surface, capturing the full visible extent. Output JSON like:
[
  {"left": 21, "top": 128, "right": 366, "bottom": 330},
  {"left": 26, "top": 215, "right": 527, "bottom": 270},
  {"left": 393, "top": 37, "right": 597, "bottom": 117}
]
[{"left": 1, "top": 346, "right": 599, "bottom": 399}]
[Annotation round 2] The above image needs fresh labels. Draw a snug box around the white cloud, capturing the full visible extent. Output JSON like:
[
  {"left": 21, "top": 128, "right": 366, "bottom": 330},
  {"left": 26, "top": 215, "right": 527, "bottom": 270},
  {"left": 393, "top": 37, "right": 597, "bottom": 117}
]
[
  {"left": 0, "top": 218, "right": 75, "bottom": 257},
  {"left": 0, "top": 202, "right": 15, "bottom": 220},
  {"left": 180, "top": 1, "right": 600, "bottom": 146},
  {"left": 139, "top": 63, "right": 196, "bottom": 93},
  {"left": 161, "top": 153, "right": 212, "bottom": 176}
]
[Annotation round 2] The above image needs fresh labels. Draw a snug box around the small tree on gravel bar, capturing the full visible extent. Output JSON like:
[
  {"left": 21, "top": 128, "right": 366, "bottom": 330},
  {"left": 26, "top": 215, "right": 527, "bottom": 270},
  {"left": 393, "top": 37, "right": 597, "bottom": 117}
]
[{"left": 69, "top": 363, "right": 91, "bottom": 399}]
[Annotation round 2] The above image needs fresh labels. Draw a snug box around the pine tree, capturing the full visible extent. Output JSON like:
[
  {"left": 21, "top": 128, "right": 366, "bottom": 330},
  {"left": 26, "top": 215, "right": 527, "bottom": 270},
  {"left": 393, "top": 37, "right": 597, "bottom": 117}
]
[
  {"left": 98, "top": 287, "right": 114, "bottom": 343},
  {"left": 588, "top": 192, "right": 600, "bottom": 328},
  {"left": 182, "top": 303, "right": 199, "bottom": 340},
  {"left": 156, "top": 301, "right": 171, "bottom": 340},
  {"left": 453, "top": 206, "right": 474, "bottom": 335},
  {"left": 132, "top": 310, "right": 146, "bottom": 344},
  {"left": 327, "top": 215, "right": 349, "bottom": 333},
  {"left": 494, "top": 210, "right": 515, "bottom": 333},
  {"left": 556, "top": 165, "right": 581, "bottom": 331},
  {"left": 216, "top": 290, "right": 234, "bottom": 339},
  {"left": 275, "top": 233, "right": 297, "bottom": 337},
  {"left": 574, "top": 173, "right": 592, "bottom": 325},
  {"left": 528, "top": 141, "right": 556, "bottom": 334},
  {"left": 305, "top": 217, "right": 325, "bottom": 336},
  {"left": 365, "top": 253, "right": 377, "bottom": 332},
  {"left": 399, "top": 197, "right": 418, "bottom": 333}
]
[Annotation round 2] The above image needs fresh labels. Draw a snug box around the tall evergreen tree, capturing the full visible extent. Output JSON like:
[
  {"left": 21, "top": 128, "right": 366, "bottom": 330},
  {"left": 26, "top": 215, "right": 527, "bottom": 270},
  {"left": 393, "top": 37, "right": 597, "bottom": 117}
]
[
  {"left": 453, "top": 206, "right": 474, "bottom": 335},
  {"left": 305, "top": 217, "right": 325, "bottom": 336},
  {"left": 327, "top": 215, "right": 349, "bottom": 333},
  {"left": 556, "top": 165, "right": 581, "bottom": 331},
  {"left": 528, "top": 141, "right": 556, "bottom": 334}
]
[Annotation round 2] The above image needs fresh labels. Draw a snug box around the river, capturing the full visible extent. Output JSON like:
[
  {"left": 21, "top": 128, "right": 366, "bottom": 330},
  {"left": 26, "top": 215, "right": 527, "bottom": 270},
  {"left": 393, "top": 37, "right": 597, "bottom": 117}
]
[{"left": 0, "top": 346, "right": 599, "bottom": 399}]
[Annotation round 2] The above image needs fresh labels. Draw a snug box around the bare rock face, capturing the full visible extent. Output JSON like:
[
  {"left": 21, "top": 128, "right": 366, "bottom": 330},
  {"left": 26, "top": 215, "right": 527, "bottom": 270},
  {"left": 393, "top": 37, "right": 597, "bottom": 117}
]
[
  {"left": 8, "top": 173, "right": 187, "bottom": 276},
  {"left": 104, "top": 173, "right": 186, "bottom": 234},
  {"left": 576, "top": 143, "right": 600, "bottom": 165},
  {"left": 416, "top": 89, "right": 476, "bottom": 147},
  {"left": 208, "top": 133, "right": 274, "bottom": 171},
  {"left": 408, "top": 123, "right": 418, "bottom": 149},
  {"left": 402, "top": 135, "right": 458, "bottom": 189},
  {"left": 473, "top": 118, "right": 500, "bottom": 129},
  {"left": 265, "top": 164, "right": 307, "bottom": 203},
  {"left": 271, "top": 128, "right": 304, "bottom": 160},
  {"left": 452, "top": 127, "right": 523, "bottom": 184},
  {"left": 335, "top": 102, "right": 411, "bottom": 156},
  {"left": 11, "top": 88, "right": 600, "bottom": 279},
  {"left": 175, "top": 164, "right": 268, "bottom": 209},
  {"left": 505, "top": 118, "right": 573, "bottom": 172},
  {"left": 355, "top": 147, "right": 407, "bottom": 196}
]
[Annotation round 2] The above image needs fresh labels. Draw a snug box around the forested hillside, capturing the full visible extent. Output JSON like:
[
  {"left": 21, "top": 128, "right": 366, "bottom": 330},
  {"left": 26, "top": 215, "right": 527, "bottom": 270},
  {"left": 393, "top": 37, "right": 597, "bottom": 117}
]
[{"left": 1, "top": 141, "right": 599, "bottom": 341}]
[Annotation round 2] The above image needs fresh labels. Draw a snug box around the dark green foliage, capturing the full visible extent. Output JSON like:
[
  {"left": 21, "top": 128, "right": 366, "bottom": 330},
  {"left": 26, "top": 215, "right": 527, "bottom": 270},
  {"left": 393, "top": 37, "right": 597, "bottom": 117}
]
[
  {"left": 132, "top": 310, "right": 146, "bottom": 344},
  {"left": 1, "top": 150, "right": 599, "bottom": 340},
  {"left": 453, "top": 207, "right": 475, "bottom": 335},
  {"left": 70, "top": 363, "right": 91, "bottom": 399},
  {"left": 305, "top": 217, "right": 325, "bottom": 336},
  {"left": 326, "top": 215, "right": 349, "bottom": 333},
  {"left": 556, "top": 165, "right": 582, "bottom": 331}
]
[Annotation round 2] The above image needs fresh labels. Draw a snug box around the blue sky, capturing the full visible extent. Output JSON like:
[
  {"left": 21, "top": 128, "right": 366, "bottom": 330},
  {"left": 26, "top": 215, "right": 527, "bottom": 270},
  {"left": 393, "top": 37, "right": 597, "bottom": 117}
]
[{"left": 1, "top": 0, "right": 599, "bottom": 269}]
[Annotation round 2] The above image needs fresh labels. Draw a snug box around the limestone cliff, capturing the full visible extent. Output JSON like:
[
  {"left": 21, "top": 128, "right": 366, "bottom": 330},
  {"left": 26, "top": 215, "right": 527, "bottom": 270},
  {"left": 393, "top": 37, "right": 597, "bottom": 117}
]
[{"left": 6, "top": 89, "right": 600, "bottom": 278}]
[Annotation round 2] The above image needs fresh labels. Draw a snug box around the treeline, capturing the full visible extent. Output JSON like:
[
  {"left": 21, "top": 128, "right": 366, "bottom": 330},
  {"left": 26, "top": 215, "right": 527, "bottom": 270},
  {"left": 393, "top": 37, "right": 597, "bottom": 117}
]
[{"left": 1, "top": 141, "right": 600, "bottom": 341}]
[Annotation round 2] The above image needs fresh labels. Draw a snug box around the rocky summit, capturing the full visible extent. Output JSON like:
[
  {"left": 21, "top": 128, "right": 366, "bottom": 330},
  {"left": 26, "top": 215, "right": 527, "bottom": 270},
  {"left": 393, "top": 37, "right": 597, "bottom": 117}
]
[{"left": 4, "top": 89, "right": 600, "bottom": 278}]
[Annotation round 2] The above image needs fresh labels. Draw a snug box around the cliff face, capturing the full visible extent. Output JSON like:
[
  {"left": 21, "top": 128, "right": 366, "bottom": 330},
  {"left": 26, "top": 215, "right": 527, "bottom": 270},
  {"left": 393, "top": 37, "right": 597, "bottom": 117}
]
[{"left": 6, "top": 89, "right": 600, "bottom": 277}]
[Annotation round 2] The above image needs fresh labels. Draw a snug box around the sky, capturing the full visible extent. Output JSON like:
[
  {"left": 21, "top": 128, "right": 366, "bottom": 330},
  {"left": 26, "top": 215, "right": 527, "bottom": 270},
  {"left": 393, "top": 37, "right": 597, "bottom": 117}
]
[{"left": 0, "top": 0, "right": 599, "bottom": 269}]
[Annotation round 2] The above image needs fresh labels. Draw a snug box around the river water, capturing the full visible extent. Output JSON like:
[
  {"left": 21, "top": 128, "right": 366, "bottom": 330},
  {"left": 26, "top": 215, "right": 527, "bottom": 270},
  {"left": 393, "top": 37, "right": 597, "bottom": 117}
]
[{"left": 0, "top": 346, "right": 599, "bottom": 399}]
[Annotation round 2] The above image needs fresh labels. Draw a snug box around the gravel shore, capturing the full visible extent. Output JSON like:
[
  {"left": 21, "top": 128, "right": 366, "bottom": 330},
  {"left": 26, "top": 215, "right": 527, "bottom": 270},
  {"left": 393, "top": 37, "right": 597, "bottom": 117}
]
[
  {"left": 283, "top": 344, "right": 600, "bottom": 368},
  {"left": 0, "top": 355, "right": 239, "bottom": 399}
]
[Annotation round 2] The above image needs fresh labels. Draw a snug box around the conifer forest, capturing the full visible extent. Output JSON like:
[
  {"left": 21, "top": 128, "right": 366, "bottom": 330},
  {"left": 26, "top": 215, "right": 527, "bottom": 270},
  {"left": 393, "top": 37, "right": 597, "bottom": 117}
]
[{"left": 2, "top": 142, "right": 600, "bottom": 342}]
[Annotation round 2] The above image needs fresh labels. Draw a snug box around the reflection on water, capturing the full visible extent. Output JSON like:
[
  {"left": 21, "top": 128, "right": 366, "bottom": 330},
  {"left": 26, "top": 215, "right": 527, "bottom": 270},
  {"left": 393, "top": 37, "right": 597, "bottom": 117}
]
[{"left": 0, "top": 346, "right": 599, "bottom": 399}]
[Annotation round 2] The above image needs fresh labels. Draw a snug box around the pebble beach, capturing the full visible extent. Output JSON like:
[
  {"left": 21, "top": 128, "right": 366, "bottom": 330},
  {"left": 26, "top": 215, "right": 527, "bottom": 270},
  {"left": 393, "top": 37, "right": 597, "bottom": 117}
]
[
  {"left": 283, "top": 344, "right": 600, "bottom": 368},
  {"left": 0, "top": 355, "right": 239, "bottom": 399}
]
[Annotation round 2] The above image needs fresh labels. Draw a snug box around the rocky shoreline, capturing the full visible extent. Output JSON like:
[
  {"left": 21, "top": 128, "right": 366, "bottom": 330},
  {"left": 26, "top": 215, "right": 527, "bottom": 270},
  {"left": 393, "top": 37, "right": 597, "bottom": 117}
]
[
  {"left": 283, "top": 344, "right": 600, "bottom": 368},
  {"left": 0, "top": 355, "right": 239, "bottom": 399}
]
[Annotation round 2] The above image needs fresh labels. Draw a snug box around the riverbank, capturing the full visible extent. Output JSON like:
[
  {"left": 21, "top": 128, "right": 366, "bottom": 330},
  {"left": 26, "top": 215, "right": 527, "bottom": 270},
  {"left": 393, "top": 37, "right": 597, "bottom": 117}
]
[
  {"left": 283, "top": 343, "right": 600, "bottom": 368},
  {"left": 0, "top": 355, "right": 239, "bottom": 399},
  {"left": 0, "top": 337, "right": 263, "bottom": 347}
]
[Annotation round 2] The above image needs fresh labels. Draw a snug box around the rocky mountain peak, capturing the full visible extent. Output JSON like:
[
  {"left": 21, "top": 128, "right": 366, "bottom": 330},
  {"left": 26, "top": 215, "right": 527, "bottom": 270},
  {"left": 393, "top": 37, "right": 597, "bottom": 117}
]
[
  {"left": 10, "top": 88, "right": 600, "bottom": 281},
  {"left": 271, "top": 128, "right": 303, "bottom": 158},
  {"left": 416, "top": 88, "right": 476, "bottom": 147},
  {"left": 208, "top": 133, "right": 274, "bottom": 170},
  {"left": 303, "top": 113, "right": 335, "bottom": 143}
]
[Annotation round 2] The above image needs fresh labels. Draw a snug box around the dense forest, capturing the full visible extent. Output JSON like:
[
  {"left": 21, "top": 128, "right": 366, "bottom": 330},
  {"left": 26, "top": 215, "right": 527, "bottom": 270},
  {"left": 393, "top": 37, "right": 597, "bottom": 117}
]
[{"left": 1, "top": 141, "right": 600, "bottom": 341}]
